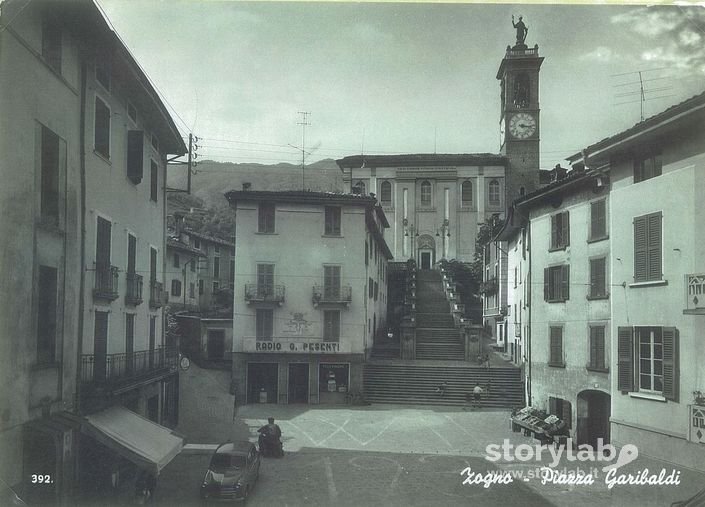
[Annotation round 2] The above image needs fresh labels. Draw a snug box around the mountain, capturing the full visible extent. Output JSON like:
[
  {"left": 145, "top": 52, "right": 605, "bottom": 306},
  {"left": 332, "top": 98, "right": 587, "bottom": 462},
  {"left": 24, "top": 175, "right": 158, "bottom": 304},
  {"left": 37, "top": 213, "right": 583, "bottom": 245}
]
[{"left": 167, "top": 158, "right": 344, "bottom": 209}]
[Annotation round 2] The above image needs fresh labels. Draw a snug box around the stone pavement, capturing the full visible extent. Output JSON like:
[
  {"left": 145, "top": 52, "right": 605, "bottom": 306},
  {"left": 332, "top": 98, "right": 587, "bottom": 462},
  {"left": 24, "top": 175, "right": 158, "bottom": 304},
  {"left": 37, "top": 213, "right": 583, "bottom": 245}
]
[{"left": 175, "top": 362, "right": 705, "bottom": 507}]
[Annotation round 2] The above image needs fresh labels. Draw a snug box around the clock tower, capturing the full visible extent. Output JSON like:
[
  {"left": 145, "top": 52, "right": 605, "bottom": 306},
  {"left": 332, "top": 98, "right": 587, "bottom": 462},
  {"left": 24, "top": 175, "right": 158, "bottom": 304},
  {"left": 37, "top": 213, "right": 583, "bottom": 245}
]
[{"left": 497, "top": 21, "right": 544, "bottom": 205}]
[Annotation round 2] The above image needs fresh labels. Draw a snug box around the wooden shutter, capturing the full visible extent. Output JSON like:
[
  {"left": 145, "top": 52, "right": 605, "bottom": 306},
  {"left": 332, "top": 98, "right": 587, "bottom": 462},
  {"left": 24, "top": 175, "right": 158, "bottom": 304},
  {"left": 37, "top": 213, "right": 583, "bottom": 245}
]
[
  {"left": 544, "top": 268, "right": 550, "bottom": 301},
  {"left": 662, "top": 327, "right": 679, "bottom": 401},
  {"left": 617, "top": 327, "right": 634, "bottom": 392},
  {"left": 551, "top": 215, "right": 558, "bottom": 249},
  {"left": 633, "top": 215, "right": 648, "bottom": 282},
  {"left": 96, "top": 217, "right": 111, "bottom": 267},
  {"left": 562, "top": 211, "right": 570, "bottom": 247},
  {"left": 127, "top": 130, "right": 144, "bottom": 184},
  {"left": 560, "top": 265, "right": 570, "bottom": 301},
  {"left": 257, "top": 264, "right": 274, "bottom": 295},
  {"left": 562, "top": 400, "right": 572, "bottom": 428},
  {"left": 550, "top": 327, "right": 562, "bottom": 365},
  {"left": 324, "top": 266, "right": 341, "bottom": 298},
  {"left": 590, "top": 326, "right": 605, "bottom": 369},
  {"left": 591, "top": 200, "right": 606, "bottom": 239},
  {"left": 647, "top": 213, "right": 662, "bottom": 282},
  {"left": 590, "top": 258, "right": 606, "bottom": 297}
]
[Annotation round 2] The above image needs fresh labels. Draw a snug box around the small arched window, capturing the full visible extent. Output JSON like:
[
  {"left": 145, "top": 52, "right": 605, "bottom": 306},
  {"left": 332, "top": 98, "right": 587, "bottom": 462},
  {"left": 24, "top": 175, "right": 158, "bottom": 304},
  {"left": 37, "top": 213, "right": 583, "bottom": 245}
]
[
  {"left": 354, "top": 180, "right": 366, "bottom": 195},
  {"left": 461, "top": 180, "right": 473, "bottom": 205},
  {"left": 380, "top": 181, "right": 392, "bottom": 203},
  {"left": 420, "top": 180, "right": 432, "bottom": 205},
  {"left": 488, "top": 179, "right": 501, "bottom": 206}
]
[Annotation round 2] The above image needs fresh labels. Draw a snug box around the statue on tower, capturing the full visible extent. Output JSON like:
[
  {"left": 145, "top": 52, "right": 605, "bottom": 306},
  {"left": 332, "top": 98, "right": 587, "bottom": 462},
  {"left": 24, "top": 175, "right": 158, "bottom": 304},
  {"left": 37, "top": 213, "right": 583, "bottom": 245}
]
[{"left": 512, "top": 15, "right": 528, "bottom": 48}]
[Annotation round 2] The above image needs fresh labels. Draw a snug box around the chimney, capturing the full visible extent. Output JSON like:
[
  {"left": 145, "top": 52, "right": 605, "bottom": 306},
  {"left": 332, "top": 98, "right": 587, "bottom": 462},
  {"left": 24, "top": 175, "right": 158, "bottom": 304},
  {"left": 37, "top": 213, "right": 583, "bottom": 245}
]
[{"left": 242, "top": 182, "right": 251, "bottom": 191}]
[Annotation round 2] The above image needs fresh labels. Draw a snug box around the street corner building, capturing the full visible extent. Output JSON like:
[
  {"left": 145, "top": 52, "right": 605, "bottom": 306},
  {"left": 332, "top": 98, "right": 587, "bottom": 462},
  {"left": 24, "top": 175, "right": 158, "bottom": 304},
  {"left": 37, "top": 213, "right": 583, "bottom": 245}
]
[
  {"left": 224, "top": 189, "right": 392, "bottom": 405},
  {"left": 0, "top": 0, "right": 187, "bottom": 504}
]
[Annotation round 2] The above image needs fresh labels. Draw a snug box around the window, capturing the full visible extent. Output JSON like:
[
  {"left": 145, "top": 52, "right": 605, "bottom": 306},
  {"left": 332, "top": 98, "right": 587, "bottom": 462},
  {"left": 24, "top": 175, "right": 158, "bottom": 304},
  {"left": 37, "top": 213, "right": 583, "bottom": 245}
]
[
  {"left": 171, "top": 279, "right": 181, "bottom": 297},
  {"left": 420, "top": 181, "right": 432, "bottom": 206},
  {"left": 550, "top": 211, "right": 570, "bottom": 250},
  {"left": 199, "top": 279, "right": 204, "bottom": 295},
  {"left": 194, "top": 238, "right": 201, "bottom": 250},
  {"left": 95, "top": 60, "right": 110, "bottom": 91},
  {"left": 150, "top": 247, "right": 157, "bottom": 282},
  {"left": 374, "top": 281, "right": 378, "bottom": 301},
  {"left": 189, "top": 283, "right": 195, "bottom": 299},
  {"left": 96, "top": 216, "right": 112, "bottom": 269},
  {"left": 213, "top": 256, "right": 220, "bottom": 278},
  {"left": 634, "top": 151, "right": 662, "bottom": 183},
  {"left": 94, "top": 96, "right": 111, "bottom": 159},
  {"left": 324, "top": 207, "right": 341, "bottom": 236},
  {"left": 544, "top": 265, "right": 569, "bottom": 302},
  {"left": 214, "top": 244, "right": 220, "bottom": 254},
  {"left": 369, "top": 277, "right": 374, "bottom": 299},
  {"left": 549, "top": 326, "right": 564, "bottom": 367},
  {"left": 127, "top": 102, "right": 138, "bottom": 123},
  {"left": 190, "top": 259, "right": 196, "bottom": 272},
  {"left": 256, "top": 309, "right": 273, "bottom": 340},
  {"left": 41, "top": 18, "right": 62, "bottom": 73},
  {"left": 634, "top": 212, "right": 662, "bottom": 283},
  {"left": 151, "top": 133, "right": 159, "bottom": 152},
  {"left": 354, "top": 181, "right": 366, "bottom": 195},
  {"left": 127, "top": 234, "right": 136, "bottom": 275},
  {"left": 588, "top": 325, "right": 607, "bottom": 371},
  {"left": 37, "top": 266, "right": 58, "bottom": 363},
  {"left": 212, "top": 281, "right": 219, "bottom": 292},
  {"left": 258, "top": 203, "right": 275, "bottom": 233},
  {"left": 617, "top": 326, "right": 678, "bottom": 400},
  {"left": 324, "top": 266, "right": 341, "bottom": 299},
  {"left": 127, "top": 131, "right": 144, "bottom": 184},
  {"left": 589, "top": 257, "right": 607, "bottom": 299},
  {"left": 257, "top": 264, "right": 274, "bottom": 296},
  {"left": 380, "top": 181, "right": 392, "bottom": 203},
  {"left": 40, "top": 125, "right": 63, "bottom": 226},
  {"left": 323, "top": 310, "right": 340, "bottom": 341},
  {"left": 173, "top": 253, "right": 180, "bottom": 268},
  {"left": 461, "top": 180, "right": 473, "bottom": 205},
  {"left": 488, "top": 179, "right": 501, "bottom": 206},
  {"left": 125, "top": 314, "right": 134, "bottom": 371},
  {"left": 590, "top": 199, "right": 607, "bottom": 241},
  {"left": 149, "top": 316, "right": 156, "bottom": 367},
  {"left": 150, "top": 160, "right": 158, "bottom": 202},
  {"left": 365, "top": 241, "right": 368, "bottom": 266}
]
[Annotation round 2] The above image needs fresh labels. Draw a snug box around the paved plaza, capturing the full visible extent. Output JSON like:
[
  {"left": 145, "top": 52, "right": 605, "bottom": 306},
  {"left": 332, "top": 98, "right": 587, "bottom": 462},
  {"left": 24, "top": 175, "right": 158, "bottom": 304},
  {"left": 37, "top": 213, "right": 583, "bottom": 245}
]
[{"left": 167, "top": 363, "right": 705, "bottom": 507}]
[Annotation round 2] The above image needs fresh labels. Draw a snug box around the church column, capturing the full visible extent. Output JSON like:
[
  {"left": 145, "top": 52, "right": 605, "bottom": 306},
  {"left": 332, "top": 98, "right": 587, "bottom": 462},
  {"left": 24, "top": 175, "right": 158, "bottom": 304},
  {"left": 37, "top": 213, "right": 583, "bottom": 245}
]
[
  {"left": 402, "top": 188, "right": 408, "bottom": 257},
  {"left": 443, "top": 188, "right": 450, "bottom": 259}
]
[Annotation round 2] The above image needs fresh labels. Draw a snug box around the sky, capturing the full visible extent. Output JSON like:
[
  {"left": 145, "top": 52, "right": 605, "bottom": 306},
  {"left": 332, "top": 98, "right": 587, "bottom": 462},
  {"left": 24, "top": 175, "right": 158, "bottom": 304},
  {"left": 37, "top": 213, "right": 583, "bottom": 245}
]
[{"left": 98, "top": 1, "right": 705, "bottom": 171}]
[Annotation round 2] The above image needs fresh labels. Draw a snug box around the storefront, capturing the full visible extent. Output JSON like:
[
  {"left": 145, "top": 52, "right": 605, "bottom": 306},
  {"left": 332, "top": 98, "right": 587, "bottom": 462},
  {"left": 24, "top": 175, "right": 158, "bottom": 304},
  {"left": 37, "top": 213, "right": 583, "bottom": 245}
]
[{"left": 319, "top": 363, "right": 350, "bottom": 404}]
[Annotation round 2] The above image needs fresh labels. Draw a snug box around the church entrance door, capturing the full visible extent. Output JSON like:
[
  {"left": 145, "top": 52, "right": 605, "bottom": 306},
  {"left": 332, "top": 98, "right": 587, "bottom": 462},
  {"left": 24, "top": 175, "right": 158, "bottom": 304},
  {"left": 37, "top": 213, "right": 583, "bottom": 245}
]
[{"left": 419, "top": 251, "right": 432, "bottom": 269}]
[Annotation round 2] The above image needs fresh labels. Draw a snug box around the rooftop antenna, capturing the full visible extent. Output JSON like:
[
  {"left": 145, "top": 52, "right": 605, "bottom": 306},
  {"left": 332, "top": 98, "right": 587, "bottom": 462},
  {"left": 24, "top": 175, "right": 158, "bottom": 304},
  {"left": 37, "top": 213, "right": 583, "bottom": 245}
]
[
  {"left": 611, "top": 67, "right": 674, "bottom": 122},
  {"left": 297, "top": 111, "right": 310, "bottom": 190}
]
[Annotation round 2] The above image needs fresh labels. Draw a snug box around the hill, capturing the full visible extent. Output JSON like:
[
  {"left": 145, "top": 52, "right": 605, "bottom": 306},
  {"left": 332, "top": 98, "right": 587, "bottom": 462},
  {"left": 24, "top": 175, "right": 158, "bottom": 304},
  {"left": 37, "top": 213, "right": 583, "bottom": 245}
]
[{"left": 167, "top": 158, "right": 344, "bottom": 209}]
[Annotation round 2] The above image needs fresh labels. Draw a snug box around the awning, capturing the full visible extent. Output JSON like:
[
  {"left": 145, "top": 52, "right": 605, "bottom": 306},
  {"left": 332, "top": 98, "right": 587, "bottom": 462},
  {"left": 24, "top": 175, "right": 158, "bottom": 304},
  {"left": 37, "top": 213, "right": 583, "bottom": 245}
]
[{"left": 82, "top": 406, "right": 184, "bottom": 474}]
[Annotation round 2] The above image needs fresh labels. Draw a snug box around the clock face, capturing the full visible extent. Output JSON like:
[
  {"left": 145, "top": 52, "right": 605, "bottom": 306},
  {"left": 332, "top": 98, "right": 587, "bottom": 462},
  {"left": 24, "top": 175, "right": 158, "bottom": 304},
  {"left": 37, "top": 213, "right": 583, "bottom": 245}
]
[{"left": 508, "top": 113, "right": 537, "bottom": 139}]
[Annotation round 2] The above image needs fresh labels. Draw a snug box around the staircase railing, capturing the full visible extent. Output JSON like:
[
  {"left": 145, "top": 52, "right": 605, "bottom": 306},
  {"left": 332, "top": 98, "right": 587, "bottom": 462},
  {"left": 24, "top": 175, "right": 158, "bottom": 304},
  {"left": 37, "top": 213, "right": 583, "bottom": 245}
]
[{"left": 400, "top": 258, "right": 417, "bottom": 360}]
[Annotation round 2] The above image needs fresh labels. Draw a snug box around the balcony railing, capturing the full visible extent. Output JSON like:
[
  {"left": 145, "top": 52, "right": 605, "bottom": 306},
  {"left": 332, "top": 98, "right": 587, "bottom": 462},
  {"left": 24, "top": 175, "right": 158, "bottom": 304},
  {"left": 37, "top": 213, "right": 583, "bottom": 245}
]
[
  {"left": 93, "top": 263, "right": 119, "bottom": 301},
  {"left": 81, "top": 346, "right": 177, "bottom": 386},
  {"left": 149, "top": 280, "right": 166, "bottom": 309},
  {"left": 245, "top": 284, "right": 285, "bottom": 304},
  {"left": 312, "top": 285, "right": 352, "bottom": 306},
  {"left": 686, "top": 273, "right": 705, "bottom": 313},
  {"left": 125, "top": 272, "right": 143, "bottom": 306}
]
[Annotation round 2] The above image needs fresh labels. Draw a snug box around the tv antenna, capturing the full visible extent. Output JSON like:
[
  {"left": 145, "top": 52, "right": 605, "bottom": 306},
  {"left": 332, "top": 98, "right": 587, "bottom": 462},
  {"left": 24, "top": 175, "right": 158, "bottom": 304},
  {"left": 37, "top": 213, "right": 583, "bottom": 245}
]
[
  {"left": 612, "top": 68, "right": 674, "bottom": 122},
  {"left": 297, "top": 111, "right": 310, "bottom": 189}
]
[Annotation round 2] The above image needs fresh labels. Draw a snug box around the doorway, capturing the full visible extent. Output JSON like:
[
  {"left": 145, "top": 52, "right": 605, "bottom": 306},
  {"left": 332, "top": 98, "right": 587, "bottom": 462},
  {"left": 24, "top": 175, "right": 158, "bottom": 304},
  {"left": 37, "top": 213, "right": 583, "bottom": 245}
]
[
  {"left": 207, "top": 330, "right": 225, "bottom": 360},
  {"left": 288, "top": 363, "right": 309, "bottom": 403},
  {"left": 419, "top": 251, "right": 432, "bottom": 270},
  {"left": 577, "top": 390, "right": 611, "bottom": 447},
  {"left": 247, "top": 363, "right": 279, "bottom": 403}
]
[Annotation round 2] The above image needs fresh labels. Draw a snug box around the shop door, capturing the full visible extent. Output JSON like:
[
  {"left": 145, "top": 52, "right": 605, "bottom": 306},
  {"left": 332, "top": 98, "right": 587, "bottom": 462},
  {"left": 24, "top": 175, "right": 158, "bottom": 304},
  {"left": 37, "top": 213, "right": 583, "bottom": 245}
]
[
  {"left": 247, "top": 363, "right": 279, "bottom": 404},
  {"left": 288, "top": 363, "right": 309, "bottom": 403}
]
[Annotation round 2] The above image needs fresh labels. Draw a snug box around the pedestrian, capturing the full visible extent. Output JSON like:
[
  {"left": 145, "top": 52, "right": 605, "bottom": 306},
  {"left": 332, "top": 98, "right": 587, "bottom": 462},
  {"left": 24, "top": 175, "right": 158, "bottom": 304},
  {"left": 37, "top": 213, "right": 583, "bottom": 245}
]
[
  {"left": 434, "top": 381, "right": 448, "bottom": 397},
  {"left": 471, "top": 383, "right": 489, "bottom": 409}
]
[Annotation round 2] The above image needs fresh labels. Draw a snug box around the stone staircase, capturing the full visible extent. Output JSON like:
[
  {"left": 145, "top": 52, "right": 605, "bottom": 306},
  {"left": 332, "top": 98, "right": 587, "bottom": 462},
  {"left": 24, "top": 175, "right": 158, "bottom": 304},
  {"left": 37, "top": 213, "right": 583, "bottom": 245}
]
[
  {"left": 415, "top": 270, "right": 463, "bottom": 360},
  {"left": 363, "top": 361, "right": 524, "bottom": 408}
]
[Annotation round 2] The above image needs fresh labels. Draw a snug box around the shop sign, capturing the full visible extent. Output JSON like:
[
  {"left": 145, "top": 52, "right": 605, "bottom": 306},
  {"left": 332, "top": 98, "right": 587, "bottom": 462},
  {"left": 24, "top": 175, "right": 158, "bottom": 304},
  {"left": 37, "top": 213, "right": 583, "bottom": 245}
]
[
  {"left": 244, "top": 337, "right": 351, "bottom": 354},
  {"left": 689, "top": 405, "right": 705, "bottom": 444}
]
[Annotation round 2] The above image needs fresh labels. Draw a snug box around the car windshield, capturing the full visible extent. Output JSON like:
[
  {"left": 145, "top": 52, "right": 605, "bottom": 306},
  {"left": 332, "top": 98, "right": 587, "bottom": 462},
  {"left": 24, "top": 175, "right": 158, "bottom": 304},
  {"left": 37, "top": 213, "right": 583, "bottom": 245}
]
[{"left": 210, "top": 453, "right": 246, "bottom": 470}]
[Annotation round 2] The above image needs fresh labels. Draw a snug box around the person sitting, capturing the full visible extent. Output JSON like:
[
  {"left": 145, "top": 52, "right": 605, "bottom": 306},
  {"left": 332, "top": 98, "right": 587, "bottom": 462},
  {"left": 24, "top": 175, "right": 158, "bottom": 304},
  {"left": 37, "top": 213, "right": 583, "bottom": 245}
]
[
  {"left": 434, "top": 381, "right": 448, "bottom": 397},
  {"left": 258, "top": 417, "right": 282, "bottom": 455}
]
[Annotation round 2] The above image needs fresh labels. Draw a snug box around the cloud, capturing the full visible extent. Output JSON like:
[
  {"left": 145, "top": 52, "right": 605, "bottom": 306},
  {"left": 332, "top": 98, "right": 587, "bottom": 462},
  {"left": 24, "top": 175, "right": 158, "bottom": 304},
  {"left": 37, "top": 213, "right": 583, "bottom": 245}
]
[
  {"left": 580, "top": 46, "right": 619, "bottom": 63},
  {"left": 611, "top": 6, "right": 705, "bottom": 75}
]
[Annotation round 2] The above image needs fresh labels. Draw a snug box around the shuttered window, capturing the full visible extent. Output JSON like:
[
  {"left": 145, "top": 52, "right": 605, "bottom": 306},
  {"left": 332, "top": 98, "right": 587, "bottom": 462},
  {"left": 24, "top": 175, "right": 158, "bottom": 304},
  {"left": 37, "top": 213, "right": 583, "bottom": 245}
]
[
  {"left": 127, "top": 130, "right": 144, "bottom": 184},
  {"left": 323, "top": 310, "right": 340, "bottom": 342},
  {"left": 150, "top": 160, "right": 158, "bottom": 202},
  {"left": 589, "top": 257, "right": 607, "bottom": 298},
  {"left": 590, "top": 199, "right": 607, "bottom": 241},
  {"left": 588, "top": 325, "right": 606, "bottom": 370},
  {"left": 324, "top": 207, "right": 341, "bottom": 236},
  {"left": 634, "top": 152, "right": 662, "bottom": 183},
  {"left": 549, "top": 326, "right": 564, "bottom": 366},
  {"left": 94, "top": 96, "right": 111, "bottom": 159},
  {"left": 633, "top": 212, "right": 662, "bottom": 282},
  {"left": 324, "top": 266, "right": 341, "bottom": 299},
  {"left": 550, "top": 211, "right": 570, "bottom": 250},
  {"left": 256, "top": 309, "right": 273, "bottom": 340},
  {"left": 257, "top": 264, "right": 274, "bottom": 296},
  {"left": 544, "top": 265, "right": 569, "bottom": 302},
  {"left": 617, "top": 326, "right": 678, "bottom": 401},
  {"left": 380, "top": 181, "right": 392, "bottom": 203},
  {"left": 258, "top": 203, "right": 275, "bottom": 233}
]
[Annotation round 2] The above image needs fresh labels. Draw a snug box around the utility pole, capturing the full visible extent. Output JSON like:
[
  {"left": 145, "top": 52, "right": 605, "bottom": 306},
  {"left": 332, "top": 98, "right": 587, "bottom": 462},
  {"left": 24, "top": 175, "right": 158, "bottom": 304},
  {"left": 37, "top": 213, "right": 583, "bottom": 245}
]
[{"left": 297, "top": 112, "right": 310, "bottom": 190}]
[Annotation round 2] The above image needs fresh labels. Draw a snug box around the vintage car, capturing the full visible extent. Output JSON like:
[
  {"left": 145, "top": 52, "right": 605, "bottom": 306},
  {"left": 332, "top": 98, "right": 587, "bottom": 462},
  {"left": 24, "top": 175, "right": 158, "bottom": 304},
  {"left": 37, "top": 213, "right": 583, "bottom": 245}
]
[{"left": 200, "top": 441, "right": 260, "bottom": 501}]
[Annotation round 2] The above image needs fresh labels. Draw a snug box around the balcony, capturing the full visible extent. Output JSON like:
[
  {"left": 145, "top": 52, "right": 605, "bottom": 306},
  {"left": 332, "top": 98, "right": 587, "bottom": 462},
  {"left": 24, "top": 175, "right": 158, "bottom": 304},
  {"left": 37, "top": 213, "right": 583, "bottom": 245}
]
[
  {"left": 80, "top": 346, "right": 177, "bottom": 388},
  {"left": 685, "top": 273, "right": 705, "bottom": 314},
  {"left": 149, "top": 280, "right": 166, "bottom": 309},
  {"left": 93, "top": 263, "right": 119, "bottom": 301},
  {"left": 125, "top": 272, "right": 143, "bottom": 306},
  {"left": 244, "top": 284, "right": 285, "bottom": 305},
  {"left": 312, "top": 285, "right": 352, "bottom": 307}
]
